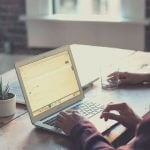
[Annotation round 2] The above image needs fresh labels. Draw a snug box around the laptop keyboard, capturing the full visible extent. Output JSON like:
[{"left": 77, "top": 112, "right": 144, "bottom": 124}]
[
  {"left": 9, "top": 81, "right": 24, "bottom": 101},
  {"left": 44, "top": 116, "right": 57, "bottom": 127},
  {"left": 43, "top": 102, "right": 105, "bottom": 127},
  {"left": 73, "top": 101, "right": 105, "bottom": 118}
]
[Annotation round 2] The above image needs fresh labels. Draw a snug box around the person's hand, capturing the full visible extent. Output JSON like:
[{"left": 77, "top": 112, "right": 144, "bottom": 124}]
[
  {"left": 108, "top": 72, "right": 146, "bottom": 85},
  {"left": 100, "top": 103, "right": 142, "bottom": 130},
  {"left": 55, "top": 110, "right": 86, "bottom": 135}
]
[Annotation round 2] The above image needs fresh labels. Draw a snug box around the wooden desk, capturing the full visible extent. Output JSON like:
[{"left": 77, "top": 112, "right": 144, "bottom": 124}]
[{"left": 1, "top": 44, "right": 150, "bottom": 150}]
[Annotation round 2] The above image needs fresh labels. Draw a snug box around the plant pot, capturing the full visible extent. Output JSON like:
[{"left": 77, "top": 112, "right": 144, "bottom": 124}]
[{"left": 0, "top": 93, "right": 16, "bottom": 117}]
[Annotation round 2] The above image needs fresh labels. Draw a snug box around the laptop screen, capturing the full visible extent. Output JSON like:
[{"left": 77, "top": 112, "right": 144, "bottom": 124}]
[{"left": 18, "top": 50, "right": 81, "bottom": 117}]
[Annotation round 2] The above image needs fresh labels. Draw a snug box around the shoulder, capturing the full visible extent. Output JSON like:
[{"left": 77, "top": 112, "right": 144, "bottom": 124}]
[
  {"left": 132, "top": 112, "right": 150, "bottom": 150},
  {"left": 136, "top": 111, "right": 150, "bottom": 135}
]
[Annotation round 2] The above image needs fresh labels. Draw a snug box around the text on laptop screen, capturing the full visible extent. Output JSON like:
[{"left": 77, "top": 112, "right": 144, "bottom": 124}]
[{"left": 19, "top": 51, "right": 80, "bottom": 116}]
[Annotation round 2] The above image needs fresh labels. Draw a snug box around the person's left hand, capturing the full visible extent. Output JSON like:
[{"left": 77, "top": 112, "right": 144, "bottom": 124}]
[
  {"left": 55, "top": 110, "right": 85, "bottom": 135},
  {"left": 100, "top": 102, "right": 142, "bottom": 130}
]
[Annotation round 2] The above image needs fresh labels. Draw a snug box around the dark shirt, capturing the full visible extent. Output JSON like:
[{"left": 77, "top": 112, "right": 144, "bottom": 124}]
[{"left": 70, "top": 112, "right": 150, "bottom": 150}]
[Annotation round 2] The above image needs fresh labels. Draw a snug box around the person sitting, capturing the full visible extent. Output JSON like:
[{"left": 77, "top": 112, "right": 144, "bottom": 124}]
[
  {"left": 55, "top": 72, "right": 150, "bottom": 150},
  {"left": 56, "top": 102, "right": 150, "bottom": 150}
]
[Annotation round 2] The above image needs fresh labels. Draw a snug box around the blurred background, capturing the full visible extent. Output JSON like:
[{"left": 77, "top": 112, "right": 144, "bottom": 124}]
[{"left": 0, "top": 0, "right": 150, "bottom": 74}]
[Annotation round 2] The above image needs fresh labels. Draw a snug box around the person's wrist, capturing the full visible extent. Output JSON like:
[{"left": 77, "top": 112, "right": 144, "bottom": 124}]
[
  {"left": 142, "top": 74, "right": 150, "bottom": 82},
  {"left": 134, "top": 73, "right": 150, "bottom": 84},
  {"left": 131, "top": 116, "right": 142, "bottom": 131}
]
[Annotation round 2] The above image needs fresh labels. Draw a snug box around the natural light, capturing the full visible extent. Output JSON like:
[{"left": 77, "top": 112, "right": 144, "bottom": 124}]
[{"left": 53, "top": 0, "right": 121, "bottom": 17}]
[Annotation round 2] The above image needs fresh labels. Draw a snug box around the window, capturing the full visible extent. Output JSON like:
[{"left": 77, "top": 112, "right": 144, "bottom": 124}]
[
  {"left": 93, "top": 0, "right": 109, "bottom": 15},
  {"left": 26, "top": 0, "right": 145, "bottom": 20},
  {"left": 54, "top": 0, "right": 78, "bottom": 14},
  {"left": 53, "top": 0, "right": 121, "bottom": 16}
]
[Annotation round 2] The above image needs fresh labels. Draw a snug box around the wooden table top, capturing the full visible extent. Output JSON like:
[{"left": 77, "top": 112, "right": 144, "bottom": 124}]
[{"left": 1, "top": 44, "right": 150, "bottom": 150}]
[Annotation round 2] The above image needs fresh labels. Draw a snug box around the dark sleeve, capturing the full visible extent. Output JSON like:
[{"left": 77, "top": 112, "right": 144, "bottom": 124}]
[
  {"left": 70, "top": 120, "right": 115, "bottom": 150},
  {"left": 132, "top": 112, "right": 150, "bottom": 150},
  {"left": 70, "top": 112, "right": 150, "bottom": 150}
]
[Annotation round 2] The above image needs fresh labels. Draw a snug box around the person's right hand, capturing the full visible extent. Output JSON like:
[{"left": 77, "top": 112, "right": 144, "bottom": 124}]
[
  {"left": 108, "top": 72, "right": 146, "bottom": 85},
  {"left": 100, "top": 103, "right": 142, "bottom": 130}
]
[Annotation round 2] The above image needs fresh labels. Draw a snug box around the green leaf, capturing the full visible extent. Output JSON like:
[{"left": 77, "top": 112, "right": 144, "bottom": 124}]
[
  {"left": 0, "top": 77, "right": 2, "bottom": 98},
  {"left": 3, "top": 83, "right": 10, "bottom": 99},
  {"left": 0, "top": 77, "right": 10, "bottom": 100}
]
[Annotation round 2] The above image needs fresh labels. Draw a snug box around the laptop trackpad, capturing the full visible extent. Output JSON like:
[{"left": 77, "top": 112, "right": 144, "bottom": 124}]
[{"left": 89, "top": 114, "right": 117, "bottom": 133}]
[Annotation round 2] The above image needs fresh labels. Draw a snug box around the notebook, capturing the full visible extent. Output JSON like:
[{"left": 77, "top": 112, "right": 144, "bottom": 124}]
[{"left": 15, "top": 46, "right": 116, "bottom": 135}]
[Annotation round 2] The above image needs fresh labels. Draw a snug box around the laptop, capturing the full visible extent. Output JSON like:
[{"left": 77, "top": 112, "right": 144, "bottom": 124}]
[
  {"left": 9, "top": 46, "right": 99, "bottom": 105},
  {"left": 15, "top": 46, "right": 117, "bottom": 135}
]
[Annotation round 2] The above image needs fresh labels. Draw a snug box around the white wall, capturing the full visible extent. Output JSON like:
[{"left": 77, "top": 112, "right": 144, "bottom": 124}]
[{"left": 27, "top": 20, "right": 145, "bottom": 50}]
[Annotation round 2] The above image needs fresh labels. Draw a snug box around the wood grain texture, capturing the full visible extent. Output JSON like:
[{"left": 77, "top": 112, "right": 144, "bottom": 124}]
[
  {"left": 1, "top": 45, "right": 150, "bottom": 150},
  {"left": 0, "top": 113, "right": 73, "bottom": 150}
]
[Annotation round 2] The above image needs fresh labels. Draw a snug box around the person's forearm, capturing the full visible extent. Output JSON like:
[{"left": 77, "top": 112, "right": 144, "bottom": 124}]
[
  {"left": 70, "top": 121, "right": 114, "bottom": 150},
  {"left": 132, "top": 112, "right": 150, "bottom": 150},
  {"left": 141, "top": 73, "right": 150, "bottom": 82}
]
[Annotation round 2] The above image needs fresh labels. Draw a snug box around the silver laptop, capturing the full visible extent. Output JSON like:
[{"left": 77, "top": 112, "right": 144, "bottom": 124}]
[
  {"left": 15, "top": 46, "right": 116, "bottom": 135},
  {"left": 9, "top": 46, "right": 99, "bottom": 105}
]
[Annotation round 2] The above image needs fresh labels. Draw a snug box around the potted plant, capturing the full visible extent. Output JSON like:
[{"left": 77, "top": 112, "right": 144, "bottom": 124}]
[{"left": 0, "top": 77, "right": 16, "bottom": 117}]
